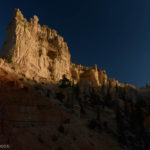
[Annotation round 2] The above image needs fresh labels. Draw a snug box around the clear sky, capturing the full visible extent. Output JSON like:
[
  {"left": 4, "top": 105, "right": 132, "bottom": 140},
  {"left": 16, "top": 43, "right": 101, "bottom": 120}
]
[{"left": 0, "top": 0, "right": 150, "bottom": 86}]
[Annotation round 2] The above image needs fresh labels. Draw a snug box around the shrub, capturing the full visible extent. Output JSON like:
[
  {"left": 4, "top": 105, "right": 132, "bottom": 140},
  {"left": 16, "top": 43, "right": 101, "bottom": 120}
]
[
  {"left": 58, "top": 125, "right": 65, "bottom": 133},
  {"left": 23, "top": 86, "right": 28, "bottom": 92},
  {"left": 57, "top": 147, "right": 64, "bottom": 150},
  {"left": 7, "top": 55, "right": 12, "bottom": 63},
  {"left": 38, "top": 136, "right": 44, "bottom": 144},
  {"left": 63, "top": 118, "right": 70, "bottom": 124},
  {"left": 56, "top": 92, "right": 64, "bottom": 102},
  {"left": 51, "top": 135, "right": 58, "bottom": 142},
  {"left": 19, "top": 78, "right": 24, "bottom": 81},
  {"left": 88, "top": 119, "right": 101, "bottom": 131},
  {"left": 59, "top": 74, "right": 71, "bottom": 88}
]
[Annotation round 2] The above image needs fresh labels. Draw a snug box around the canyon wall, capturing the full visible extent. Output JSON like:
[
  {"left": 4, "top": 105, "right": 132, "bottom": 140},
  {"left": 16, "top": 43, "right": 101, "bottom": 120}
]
[
  {"left": 1, "top": 9, "right": 71, "bottom": 82},
  {"left": 0, "top": 9, "right": 132, "bottom": 88}
]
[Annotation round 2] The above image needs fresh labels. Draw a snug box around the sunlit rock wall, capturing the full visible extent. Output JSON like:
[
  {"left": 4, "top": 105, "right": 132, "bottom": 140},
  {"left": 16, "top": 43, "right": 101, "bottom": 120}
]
[{"left": 0, "top": 9, "right": 71, "bottom": 82}]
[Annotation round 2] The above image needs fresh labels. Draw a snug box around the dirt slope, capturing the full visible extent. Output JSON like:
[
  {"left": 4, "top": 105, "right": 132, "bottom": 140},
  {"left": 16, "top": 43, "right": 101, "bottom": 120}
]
[{"left": 0, "top": 68, "right": 122, "bottom": 150}]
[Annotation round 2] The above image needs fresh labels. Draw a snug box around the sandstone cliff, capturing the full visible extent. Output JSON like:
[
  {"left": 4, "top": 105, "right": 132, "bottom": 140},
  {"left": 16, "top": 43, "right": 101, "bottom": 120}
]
[
  {"left": 0, "top": 9, "right": 110, "bottom": 87},
  {"left": 0, "top": 9, "right": 71, "bottom": 82},
  {"left": 0, "top": 9, "right": 135, "bottom": 89}
]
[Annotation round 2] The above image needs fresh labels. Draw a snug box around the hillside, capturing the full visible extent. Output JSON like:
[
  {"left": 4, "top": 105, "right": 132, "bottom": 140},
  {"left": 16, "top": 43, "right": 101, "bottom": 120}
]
[
  {"left": 0, "top": 9, "right": 150, "bottom": 150},
  {"left": 0, "top": 68, "right": 126, "bottom": 150}
]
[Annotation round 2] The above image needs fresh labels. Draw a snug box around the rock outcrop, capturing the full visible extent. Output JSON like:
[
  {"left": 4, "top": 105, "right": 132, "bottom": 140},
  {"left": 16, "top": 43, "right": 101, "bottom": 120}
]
[
  {"left": 71, "top": 64, "right": 108, "bottom": 87},
  {"left": 0, "top": 9, "right": 135, "bottom": 89},
  {"left": 1, "top": 9, "right": 71, "bottom": 82}
]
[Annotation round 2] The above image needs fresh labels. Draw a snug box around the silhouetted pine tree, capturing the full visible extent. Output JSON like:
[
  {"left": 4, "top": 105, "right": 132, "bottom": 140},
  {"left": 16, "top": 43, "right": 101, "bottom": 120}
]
[
  {"left": 96, "top": 107, "right": 101, "bottom": 121},
  {"left": 59, "top": 74, "right": 71, "bottom": 88},
  {"left": 114, "top": 100, "right": 127, "bottom": 146},
  {"left": 104, "top": 89, "right": 112, "bottom": 108},
  {"left": 124, "top": 100, "right": 129, "bottom": 118}
]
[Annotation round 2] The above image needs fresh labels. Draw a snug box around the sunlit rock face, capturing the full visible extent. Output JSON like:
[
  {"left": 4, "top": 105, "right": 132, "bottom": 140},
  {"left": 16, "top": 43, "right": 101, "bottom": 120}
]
[
  {"left": 71, "top": 64, "right": 108, "bottom": 87},
  {"left": 0, "top": 9, "right": 71, "bottom": 82},
  {"left": 1, "top": 9, "right": 125, "bottom": 87}
]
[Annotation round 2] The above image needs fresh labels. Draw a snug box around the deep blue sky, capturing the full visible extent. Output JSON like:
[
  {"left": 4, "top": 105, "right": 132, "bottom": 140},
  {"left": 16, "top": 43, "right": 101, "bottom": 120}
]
[{"left": 0, "top": 0, "right": 150, "bottom": 86}]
